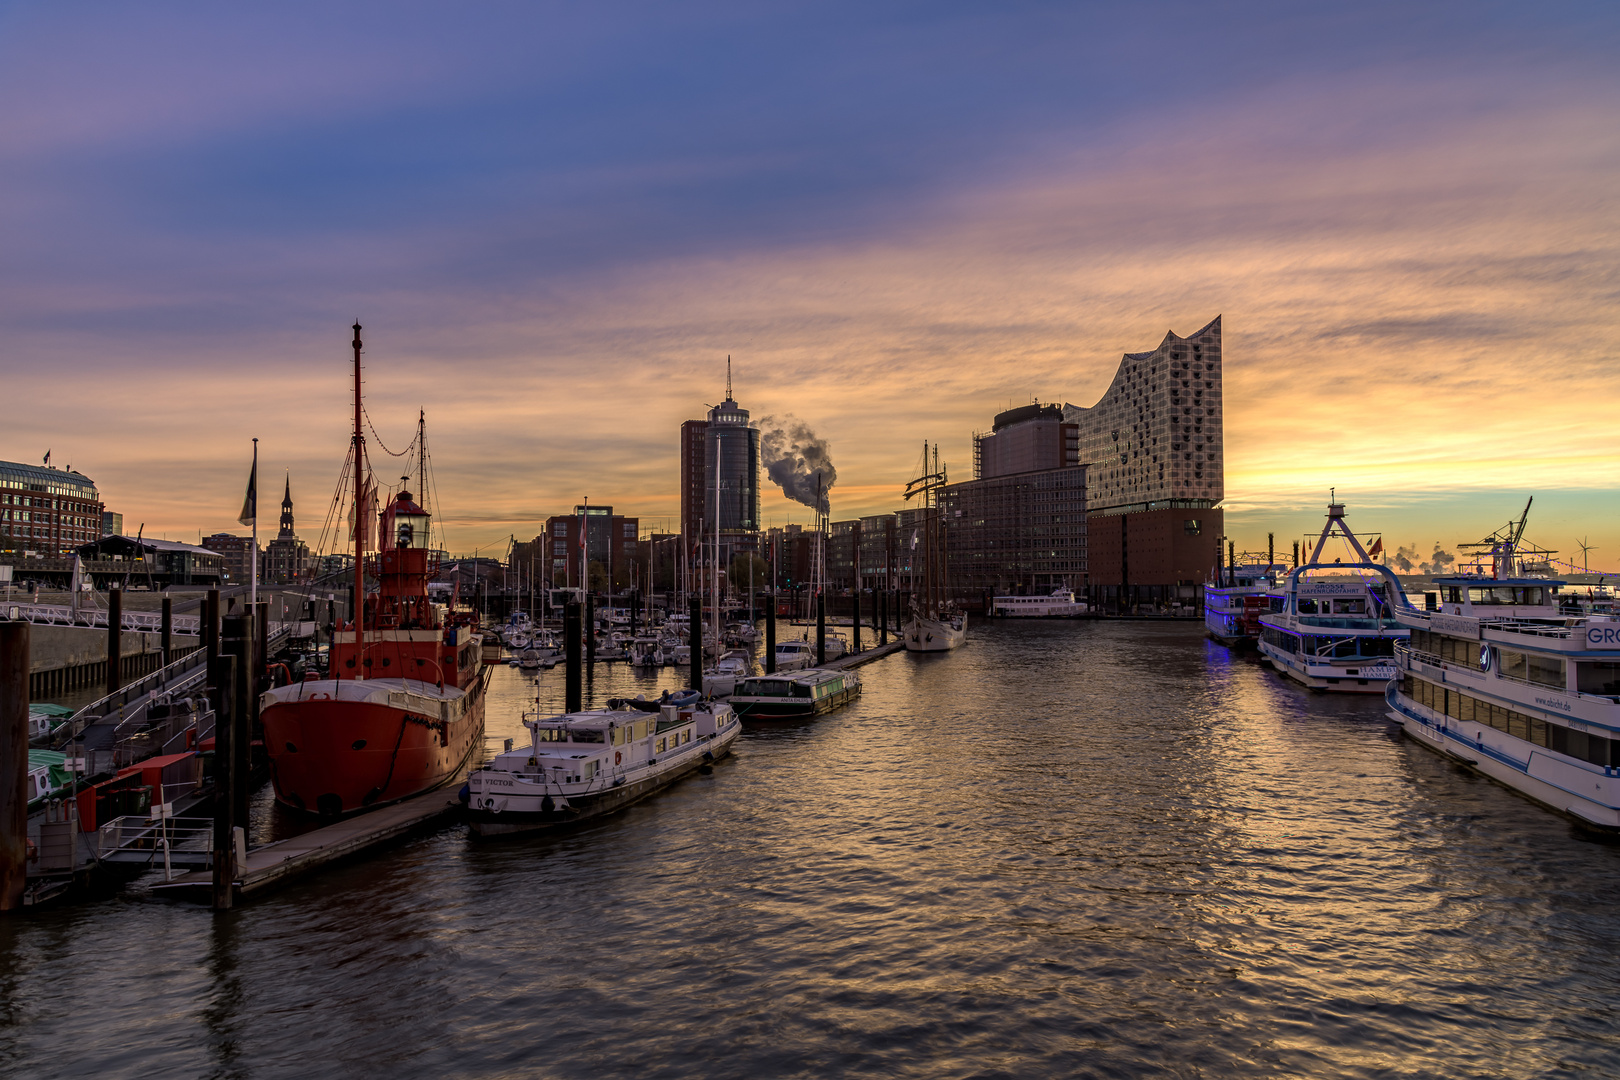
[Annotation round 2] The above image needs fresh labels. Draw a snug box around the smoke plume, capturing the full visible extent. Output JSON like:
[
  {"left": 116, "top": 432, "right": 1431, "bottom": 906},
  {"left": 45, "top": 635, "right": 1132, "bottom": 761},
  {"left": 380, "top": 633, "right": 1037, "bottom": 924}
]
[
  {"left": 1422, "top": 545, "right": 1456, "bottom": 575},
  {"left": 1391, "top": 544, "right": 1419, "bottom": 572},
  {"left": 759, "top": 414, "right": 836, "bottom": 515}
]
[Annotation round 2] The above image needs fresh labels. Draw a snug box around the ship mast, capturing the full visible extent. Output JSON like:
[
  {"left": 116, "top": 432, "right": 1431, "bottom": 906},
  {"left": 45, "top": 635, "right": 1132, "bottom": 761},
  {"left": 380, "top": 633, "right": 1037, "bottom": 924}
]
[{"left": 352, "top": 322, "right": 365, "bottom": 679}]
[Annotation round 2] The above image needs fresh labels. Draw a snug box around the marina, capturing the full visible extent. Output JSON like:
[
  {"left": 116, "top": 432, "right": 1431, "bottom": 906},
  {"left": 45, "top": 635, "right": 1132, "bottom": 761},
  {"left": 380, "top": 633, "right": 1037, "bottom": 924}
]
[{"left": 7, "top": 620, "right": 1620, "bottom": 1077}]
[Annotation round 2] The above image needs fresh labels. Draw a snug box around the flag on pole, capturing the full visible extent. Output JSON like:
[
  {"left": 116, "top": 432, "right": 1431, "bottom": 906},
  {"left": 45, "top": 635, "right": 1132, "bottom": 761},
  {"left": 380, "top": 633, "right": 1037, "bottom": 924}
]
[
  {"left": 1368, "top": 537, "right": 1384, "bottom": 559},
  {"left": 238, "top": 445, "right": 258, "bottom": 526},
  {"left": 42, "top": 450, "right": 50, "bottom": 466}
]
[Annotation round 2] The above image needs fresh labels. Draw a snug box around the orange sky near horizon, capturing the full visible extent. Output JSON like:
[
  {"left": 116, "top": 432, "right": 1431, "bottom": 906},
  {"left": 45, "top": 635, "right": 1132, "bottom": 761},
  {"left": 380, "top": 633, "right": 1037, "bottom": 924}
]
[{"left": 3, "top": 6, "right": 1617, "bottom": 573}]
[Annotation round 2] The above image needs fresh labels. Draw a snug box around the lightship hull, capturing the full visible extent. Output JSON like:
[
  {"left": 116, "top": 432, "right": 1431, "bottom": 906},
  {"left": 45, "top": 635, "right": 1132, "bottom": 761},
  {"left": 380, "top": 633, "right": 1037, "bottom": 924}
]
[{"left": 261, "top": 676, "right": 486, "bottom": 817}]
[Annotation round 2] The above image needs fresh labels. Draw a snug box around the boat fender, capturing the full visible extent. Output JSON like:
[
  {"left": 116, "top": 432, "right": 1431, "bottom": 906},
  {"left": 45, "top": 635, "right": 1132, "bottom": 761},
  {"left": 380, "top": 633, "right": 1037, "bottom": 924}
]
[
  {"left": 615, "top": 751, "right": 622, "bottom": 765},
  {"left": 541, "top": 795, "right": 554, "bottom": 813},
  {"left": 702, "top": 751, "right": 714, "bottom": 762},
  {"left": 457, "top": 783, "right": 470, "bottom": 805}
]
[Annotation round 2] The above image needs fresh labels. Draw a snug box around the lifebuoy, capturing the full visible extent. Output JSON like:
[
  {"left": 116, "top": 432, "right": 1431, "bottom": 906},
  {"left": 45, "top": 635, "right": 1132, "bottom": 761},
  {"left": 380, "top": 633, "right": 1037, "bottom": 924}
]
[{"left": 615, "top": 751, "right": 622, "bottom": 765}]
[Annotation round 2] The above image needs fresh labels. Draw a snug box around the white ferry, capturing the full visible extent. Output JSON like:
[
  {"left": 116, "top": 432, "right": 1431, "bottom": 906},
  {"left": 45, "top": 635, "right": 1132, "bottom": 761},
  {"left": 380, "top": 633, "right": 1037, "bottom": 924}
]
[
  {"left": 466, "top": 695, "right": 740, "bottom": 837},
  {"left": 1390, "top": 571, "right": 1620, "bottom": 830},
  {"left": 1257, "top": 502, "right": 1408, "bottom": 693},
  {"left": 1203, "top": 565, "right": 1281, "bottom": 647},
  {"left": 992, "top": 588, "right": 1088, "bottom": 618}
]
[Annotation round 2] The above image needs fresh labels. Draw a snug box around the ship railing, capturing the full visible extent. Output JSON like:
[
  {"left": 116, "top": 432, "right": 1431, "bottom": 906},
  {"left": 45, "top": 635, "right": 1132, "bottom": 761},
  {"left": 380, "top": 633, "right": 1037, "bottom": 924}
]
[
  {"left": 1482, "top": 620, "right": 1575, "bottom": 640},
  {"left": 97, "top": 815, "right": 215, "bottom": 865},
  {"left": 1394, "top": 642, "right": 1446, "bottom": 669}
]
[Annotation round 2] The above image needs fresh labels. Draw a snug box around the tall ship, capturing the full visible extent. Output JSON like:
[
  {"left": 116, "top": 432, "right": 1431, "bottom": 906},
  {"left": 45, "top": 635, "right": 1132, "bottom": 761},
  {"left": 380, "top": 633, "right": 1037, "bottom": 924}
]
[
  {"left": 1388, "top": 504, "right": 1620, "bottom": 830},
  {"left": 902, "top": 442, "right": 966, "bottom": 652},
  {"left": 1257, "top": 500, "right": 1407, "bottom": 692},
  {"left": 259, "top": 324, "right": 487, "bottom": 816}
]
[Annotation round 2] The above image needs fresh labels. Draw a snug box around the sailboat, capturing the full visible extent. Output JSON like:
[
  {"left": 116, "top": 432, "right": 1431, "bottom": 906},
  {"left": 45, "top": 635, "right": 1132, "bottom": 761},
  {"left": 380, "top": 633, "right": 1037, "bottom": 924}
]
[
  {"left": 259, "top": 325, "right": 488, "bottom": 816},
  {"left": 902, "top": 442, "right": 966, "bottom": 652}
]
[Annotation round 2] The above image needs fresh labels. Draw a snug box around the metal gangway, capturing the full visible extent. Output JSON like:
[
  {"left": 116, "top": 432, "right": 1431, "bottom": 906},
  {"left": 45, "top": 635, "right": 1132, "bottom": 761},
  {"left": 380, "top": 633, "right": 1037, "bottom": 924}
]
[{"left": 0, "top": 599, "right": 201, "bottom": 634}]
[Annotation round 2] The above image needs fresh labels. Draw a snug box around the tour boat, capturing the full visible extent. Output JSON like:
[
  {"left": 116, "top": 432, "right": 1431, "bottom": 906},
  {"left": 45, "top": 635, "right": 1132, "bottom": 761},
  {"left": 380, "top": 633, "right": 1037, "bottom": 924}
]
[
  {"left": 903, "top": 442, "right": 967, "bottom": 652},
  {"left": 1204, "top": 565, "right": 1281, "bottom": 647},
  {"left": 992, "top": 588, "right": 1088, "bottom": 618},
  {"left": 729, "top": 669, "right": 862, "bottom": 721},
  {"left": 1388, "top": 507, "right": 1620, "bottom": 829},
  {"left": 464, "top": 697, "right": 740, "bottom": 837},
  {"left": 1257, "top": 502, "right": 1407, "bottom": 693},
  {"left": 259, "top": 328, "right": 487, "bottom": 817}
]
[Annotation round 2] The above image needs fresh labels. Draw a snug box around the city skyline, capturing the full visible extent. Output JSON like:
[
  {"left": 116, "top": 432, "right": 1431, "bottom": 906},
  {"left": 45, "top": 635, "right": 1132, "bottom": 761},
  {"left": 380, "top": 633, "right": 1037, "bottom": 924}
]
[{"left": 3, "top": 3, "right": 1617, "bottom": 567}]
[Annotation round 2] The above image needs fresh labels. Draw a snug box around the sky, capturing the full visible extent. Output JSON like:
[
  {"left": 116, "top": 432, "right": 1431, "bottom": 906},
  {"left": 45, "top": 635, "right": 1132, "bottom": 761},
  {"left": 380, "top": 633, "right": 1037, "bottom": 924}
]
[{"left": 2, "top": 1, "right": 1617, "bottom": 569}]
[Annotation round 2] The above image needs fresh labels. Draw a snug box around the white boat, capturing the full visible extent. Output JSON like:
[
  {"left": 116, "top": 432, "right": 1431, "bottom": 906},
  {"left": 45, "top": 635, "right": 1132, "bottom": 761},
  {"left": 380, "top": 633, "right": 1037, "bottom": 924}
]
[
  {"left": 1388, "top": 502, "right": 1620, "bottom": 829},
  {"left": 465, "top": 695, "right": 740, "bottom": 837},
  {"left": 702, "top": 651, "right": 754, "bottom": 697},
  {"left": 903, "top": 441, "right": 967, "bottom": 653},
  {"left": 1257, "top": 501, "right": 1407, "bottom": 693},
  {"left": 516, "top": 647, "right": 554, "bottom": 671},
  {"left": 773, "top": 640, "right": 816, "bottom": 672},
  {"left": 992, "top": 588, "right": 1088, "bottom": 618},
  {"left": 1203, "top": 566, "right": 1281, "bottom": 647},
  {"left": 500, "top": 611, "right": 534, "bottom": 647},
  {"left": 630, "top": 635, "right": 664, "bottom": 668}
]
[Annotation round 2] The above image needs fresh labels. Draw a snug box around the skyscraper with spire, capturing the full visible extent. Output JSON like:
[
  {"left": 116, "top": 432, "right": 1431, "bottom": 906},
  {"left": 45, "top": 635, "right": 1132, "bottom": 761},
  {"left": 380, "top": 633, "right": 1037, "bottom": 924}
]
[{"left": 679, "top": 358, "right": 761, "bottom": 574}]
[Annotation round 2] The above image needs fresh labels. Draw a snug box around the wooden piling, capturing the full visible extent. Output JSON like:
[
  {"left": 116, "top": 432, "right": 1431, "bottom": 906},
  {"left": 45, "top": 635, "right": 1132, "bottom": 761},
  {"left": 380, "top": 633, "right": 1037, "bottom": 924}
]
[
  {"left": 222, "top": 613, "right": 254, "bottom": 842},
  {"left": 106, "top": 586, "right": 122, "bottom": 696},
  {"left": 585, "top": 593, "right": 595, "bottom": 665},
  {"left": 210, "top": 652, "right": 237, "bottom": 910},
  {"left": 564, "top": 602, "right": 582, "bottom": 713},
  {"left": 205, "top": 588, "right": 221, "bottom": 666},
  {"left": 878, "top": 590, "right": 887, "bottom": 646},
  {"left": 1, "top": 621, "right": 29, "bottom": 913},
  {"left": 688, "top": 597, "right": 702, "bottom": 690},
  {"left": 816, "top": 592, "right": 826, "bottom": 666},
  {"left": 851, "top": 591, "right": 861, "bottom": 653},
  {"left": 161, "top": 596, "right": 173, "bottom": 665}
]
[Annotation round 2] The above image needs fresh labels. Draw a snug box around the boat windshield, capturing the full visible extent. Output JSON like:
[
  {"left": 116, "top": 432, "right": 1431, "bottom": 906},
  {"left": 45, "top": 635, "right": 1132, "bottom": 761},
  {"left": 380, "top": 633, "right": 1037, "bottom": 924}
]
[
  {"left": 739, "top": 679, "right": 790, "bottom": 696},
  {"left": 534, "top": 727, "right": 606, "bottom": 743}
]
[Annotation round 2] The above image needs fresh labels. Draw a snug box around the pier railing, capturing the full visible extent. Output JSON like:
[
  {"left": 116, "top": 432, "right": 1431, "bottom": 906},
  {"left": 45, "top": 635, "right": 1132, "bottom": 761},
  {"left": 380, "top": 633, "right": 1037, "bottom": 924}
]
[{"left": 0, "top": 600, "right": 201, "bottom": 634}]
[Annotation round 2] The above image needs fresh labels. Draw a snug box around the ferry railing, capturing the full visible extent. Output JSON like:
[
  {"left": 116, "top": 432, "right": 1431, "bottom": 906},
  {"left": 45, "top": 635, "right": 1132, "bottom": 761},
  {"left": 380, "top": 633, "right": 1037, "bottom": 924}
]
[
  {"left": 1395, "top": 642, "right": 1445, "bottom": 669},
  {"left": 1483, "top": 620, "right": 1576, "bottom": 640}
]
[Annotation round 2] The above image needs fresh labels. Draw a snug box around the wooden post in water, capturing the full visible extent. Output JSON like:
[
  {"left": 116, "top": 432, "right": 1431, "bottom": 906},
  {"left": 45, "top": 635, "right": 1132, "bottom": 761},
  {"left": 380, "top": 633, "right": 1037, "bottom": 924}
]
[
  {"left": 161, "top": 596, "right": 173, "bottom": 666},
  {"left": 0, "top": 621, "right": 29, "bottom": 913},
  {"left": 585, "top": 593, "right": 595, "bottom": 665},
  {"left": 564, "top": 603, "right": 582, "bottom": 713},
  {"left": 688, "top": 597, "right": 702, "bottom": 689},
  {"left": 1227, "top": 540, "right": 1236, "bottom": 587},
  {"left": 1268, "top": 533, "right": 1275, "bottom": 574},
  {"left": 222, "top": 613, "right": 254, "bottom": 840},
  {"left": 106, "top": 586, "right": 122, "bottom": 695},
  {"left": 878, "top": 590, "right": 887, "bottom": 646},
  {"left": 851, "top": 590, "right": 861, "bottom": 654},
  {"left": 205, "top": 588, "right": 221, "bottom": 666},
  {"left": 816, "top": 592, "right": 826, "bottom": 666},
  {"left": 210, "top": 652, "right": 237, "bottom": 910},
  {"left": 765, "top": 609, "right": 776, "bottom": 673}
]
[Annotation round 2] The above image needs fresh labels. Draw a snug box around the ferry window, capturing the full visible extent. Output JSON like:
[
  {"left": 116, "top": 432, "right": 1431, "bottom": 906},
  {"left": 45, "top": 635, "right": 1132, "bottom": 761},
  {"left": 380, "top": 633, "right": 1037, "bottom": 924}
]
[
  {"left": 657, "top": 737, "right": 667, "bottom": 753},
  {"left": 1443, "top": 587, "right": 1463, "bottom": 604},
  {"left": 1333, "top": 599, "right": 1365, "bottom": 615},
  {"left": 1518, "top": 587, "right": 1544, "bottom": 605},
  {"left": 1576, "top": 661, "right": 1620, "bottom": 696},
  {"left": 1526, "top": 655, "right": 1565, "bottom": 689},
  {"left": 794, "top": 684, "right": 813, "bottom": 698},
  {"left": 1299, "top": 599, "right": 1318, "bottom": 614},
  {"left": 1500, "top": 651, "right": 1528, "bottom": 680}
]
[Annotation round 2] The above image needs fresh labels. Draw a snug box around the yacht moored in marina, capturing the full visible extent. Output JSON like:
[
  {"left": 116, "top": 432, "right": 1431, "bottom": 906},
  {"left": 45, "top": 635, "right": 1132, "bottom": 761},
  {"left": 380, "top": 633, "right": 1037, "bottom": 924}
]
[
  {"left": 1257, "top": 501, "right": 1407, "bottom": 693},
  {"left": 464, "top": 697, "right": 740, "bottom": 837},
  {"left": 773, "top": 639, "right": 816, "bottom": 672}
]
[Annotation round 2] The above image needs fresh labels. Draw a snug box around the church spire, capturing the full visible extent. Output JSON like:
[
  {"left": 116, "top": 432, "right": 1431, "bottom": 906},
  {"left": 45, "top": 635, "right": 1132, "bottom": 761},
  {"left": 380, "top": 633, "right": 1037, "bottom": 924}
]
[{"left": 278, "top": 471, "right": 296, "bottom": 538}]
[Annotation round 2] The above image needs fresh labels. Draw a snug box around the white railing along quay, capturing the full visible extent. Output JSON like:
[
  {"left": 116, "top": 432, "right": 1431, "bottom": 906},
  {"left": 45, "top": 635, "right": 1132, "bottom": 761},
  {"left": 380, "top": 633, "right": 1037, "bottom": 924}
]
[{"left": 1, "top": 601, "right": 202, "bottom": 634}]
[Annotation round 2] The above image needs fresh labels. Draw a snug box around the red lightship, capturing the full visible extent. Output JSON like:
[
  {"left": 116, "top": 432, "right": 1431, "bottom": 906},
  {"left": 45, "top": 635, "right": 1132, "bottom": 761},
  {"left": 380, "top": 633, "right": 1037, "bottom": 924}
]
[{"left": 259, "top": 324, "right": 487, "bottom": 816}]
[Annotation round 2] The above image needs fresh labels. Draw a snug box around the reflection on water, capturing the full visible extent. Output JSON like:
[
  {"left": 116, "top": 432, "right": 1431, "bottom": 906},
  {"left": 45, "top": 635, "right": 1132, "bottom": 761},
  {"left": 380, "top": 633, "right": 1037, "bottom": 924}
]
[{"left": 8, "top": 620, "right": 1620, "bottom": 1077}]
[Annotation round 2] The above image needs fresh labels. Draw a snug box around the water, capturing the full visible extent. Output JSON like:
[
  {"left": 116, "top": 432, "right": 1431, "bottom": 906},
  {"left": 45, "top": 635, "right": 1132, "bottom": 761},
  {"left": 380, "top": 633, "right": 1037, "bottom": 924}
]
[{"left": 6, "top": 620, "right": 1620, "bottom": 1078}]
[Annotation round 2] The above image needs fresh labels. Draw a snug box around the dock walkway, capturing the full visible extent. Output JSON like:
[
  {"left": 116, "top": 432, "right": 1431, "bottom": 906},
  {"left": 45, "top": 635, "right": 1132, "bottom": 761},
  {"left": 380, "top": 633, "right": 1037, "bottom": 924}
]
[
  {"left": 155, "top": 792, "right": 462, "bottom": 901},
  {"left": 821, "top": 639, "right": 905, "bottom": 670}
]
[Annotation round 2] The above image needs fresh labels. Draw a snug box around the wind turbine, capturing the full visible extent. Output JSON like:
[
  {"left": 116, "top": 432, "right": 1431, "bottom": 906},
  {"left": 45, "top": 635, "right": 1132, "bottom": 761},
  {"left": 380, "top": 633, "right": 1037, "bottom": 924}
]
[{"left": 1577, "top": 537, "right": 1597, "bottom": 574}]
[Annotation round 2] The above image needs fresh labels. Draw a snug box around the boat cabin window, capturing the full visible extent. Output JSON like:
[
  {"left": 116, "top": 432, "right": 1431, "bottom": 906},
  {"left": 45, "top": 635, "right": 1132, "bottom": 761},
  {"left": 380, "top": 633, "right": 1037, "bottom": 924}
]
[
  {"left": 1467, "top": 586, "right": 1545, "bottom": 606},
  {"left": 1499, "top": 650, "right": 1565, "bottom": 689},
  {"left": 611, "top": 726, "right": 623, "bottom": 746},
  {"left": 1332, "top": 599, "right": 1366, "bottom": 615},
  {"left": 1298, "top": 599, "right": 1318, "bottom": 614},
  {"left": 794, "top": 683, "right": 814, "bottom": 698},
  {"left": 535, "top": 728, "right": 568, "bottom": 742},
  {"left": 1575, "top": 661, "right": 1620, "bottom": 697},
  {"left": 1442, "top": 586, "right": 1464, "bottom": 604}
]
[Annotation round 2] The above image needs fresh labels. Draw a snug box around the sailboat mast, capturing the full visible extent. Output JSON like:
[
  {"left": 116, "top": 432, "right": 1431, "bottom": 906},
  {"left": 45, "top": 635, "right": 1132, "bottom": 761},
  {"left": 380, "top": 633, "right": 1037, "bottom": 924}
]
[{"left": 352, "top": 322, "right": 365, "bottom": 677}]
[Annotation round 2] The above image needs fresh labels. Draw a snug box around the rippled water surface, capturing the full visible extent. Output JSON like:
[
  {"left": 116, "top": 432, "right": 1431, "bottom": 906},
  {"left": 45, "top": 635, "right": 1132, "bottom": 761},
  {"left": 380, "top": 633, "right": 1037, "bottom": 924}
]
[{"left": 6, "top": 620, "right": 1620, "bottom": 1078}]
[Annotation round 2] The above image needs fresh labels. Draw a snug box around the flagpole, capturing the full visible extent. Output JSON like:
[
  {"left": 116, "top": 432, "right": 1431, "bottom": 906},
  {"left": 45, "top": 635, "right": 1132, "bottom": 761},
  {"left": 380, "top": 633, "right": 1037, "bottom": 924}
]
[{"left": 250, "top": 439, "right": 259, "bottom": 609}]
